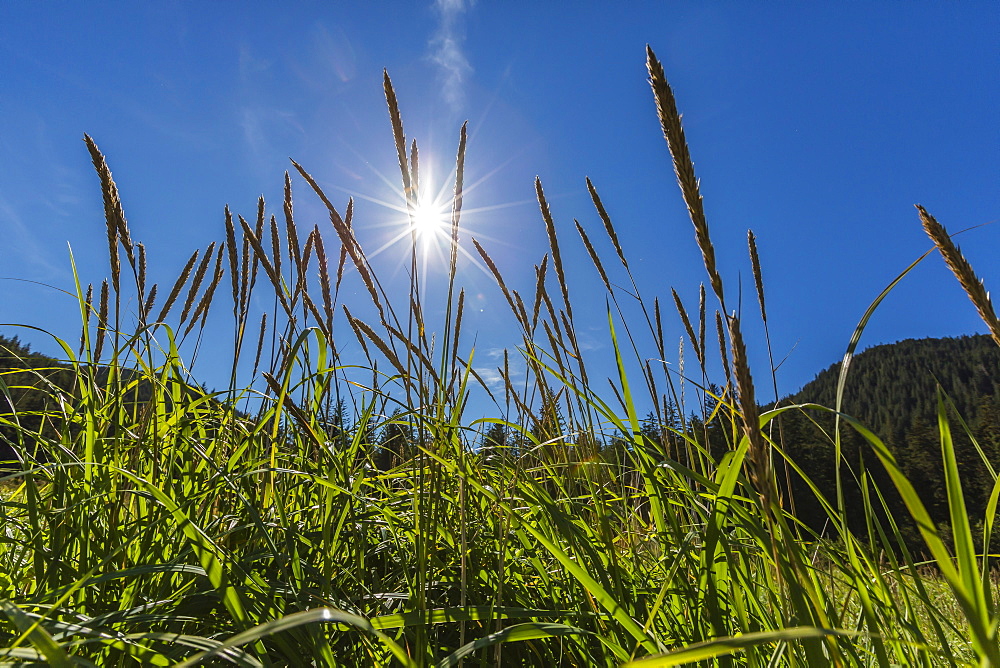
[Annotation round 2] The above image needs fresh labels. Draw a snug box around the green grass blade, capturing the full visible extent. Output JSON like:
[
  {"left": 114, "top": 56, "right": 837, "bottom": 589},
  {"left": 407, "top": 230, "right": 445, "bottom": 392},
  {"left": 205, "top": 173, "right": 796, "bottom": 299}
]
[
  {"left": 173, "top": 607, "right": 416, "bottom": 668},
  {"left": 622, "top": 626, "right": 850, "bottom": 667},
  {"left": 0, "top": 600, "right": 75, "bottom": 668},
  {"left": 935, "top": 388, "right": 998, "bottom": 664},
  {"left": 436, "top": 622, "right": 593, "bottom": 667}
]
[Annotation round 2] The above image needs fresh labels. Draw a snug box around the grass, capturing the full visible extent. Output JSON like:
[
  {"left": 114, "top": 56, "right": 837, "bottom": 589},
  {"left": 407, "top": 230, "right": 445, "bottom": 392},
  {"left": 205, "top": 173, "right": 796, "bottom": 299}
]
[{"left": 1, "top": 46, "right": 998, "bottom": 666}]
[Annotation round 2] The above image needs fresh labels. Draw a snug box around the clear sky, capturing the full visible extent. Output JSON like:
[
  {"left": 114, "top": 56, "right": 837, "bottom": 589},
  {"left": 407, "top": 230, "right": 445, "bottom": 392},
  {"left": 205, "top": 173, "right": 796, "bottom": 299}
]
[{"left": 1, "top": 2, "right": 997, "bottom": 409}]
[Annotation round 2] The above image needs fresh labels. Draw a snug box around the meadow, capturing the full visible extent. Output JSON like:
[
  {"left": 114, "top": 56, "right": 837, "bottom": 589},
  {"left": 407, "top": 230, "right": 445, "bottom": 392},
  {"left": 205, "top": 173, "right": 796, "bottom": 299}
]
[{"left": 1, "top": 46, "right": 998, "bottom": 666}]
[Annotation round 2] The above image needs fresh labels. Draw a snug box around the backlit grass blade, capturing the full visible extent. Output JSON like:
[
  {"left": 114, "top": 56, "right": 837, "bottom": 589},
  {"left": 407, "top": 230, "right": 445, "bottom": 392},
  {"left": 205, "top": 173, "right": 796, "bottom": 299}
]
[
  {"left": 370, "top": 606, "right": 561, "bottom": 630},
  {"left": 419, "top": 445, "right": 661, "bottom": 656},
  {"left": 436, "top": 622, "right": 594, "bottom": 667},
  {"left": 934, "top": 388, "right": 999, "bottom": 664},
  {"left": 842, "top": 410, "right": 1000, "bottom": 664},
  {"left": 622, "top": 626, "right": 851, "bottom": 667},
  {"left": 108, "top": 468, "right": 250, "bottom": 629},
  {"left": 173, "top": 608, "right": 416, "bottom": 668},
  {"left": 0, "top": 600, "right": 74, "bottom": 668},
  {"left": 125, "top": 633, "right": 263, "bottom": 667}
]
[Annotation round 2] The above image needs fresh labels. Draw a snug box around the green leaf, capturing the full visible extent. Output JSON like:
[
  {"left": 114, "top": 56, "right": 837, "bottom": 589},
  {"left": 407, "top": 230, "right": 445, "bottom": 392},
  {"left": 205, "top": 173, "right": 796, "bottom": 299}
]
[
  {"left": 0, "top": 599, "right": 74, "bottom": 668},
  {"left": 436, "top": 622, "right": 592, "bottom": 668},
  {"left": 173, "top": 608, "right": 416, "bottom": 668},
  {"left": 623, "top": 626, "right": 850, "bottom": 667}
]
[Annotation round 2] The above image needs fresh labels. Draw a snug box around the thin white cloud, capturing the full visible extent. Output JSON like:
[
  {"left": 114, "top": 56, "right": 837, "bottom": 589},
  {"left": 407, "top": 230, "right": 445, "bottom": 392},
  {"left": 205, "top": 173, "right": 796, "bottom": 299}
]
[
  {"left": 236, "top": 45, "right": 305, "bottom": 173},
  {"left": 475, "top": 349, "right": 524, "bottom": 392},
  {"left": 484, "top": 346, "right": 506, "bottom": 360},
  {"left": 474, "top": 366, "right": 504, "bottom": 390},
  {"left": 0, "top": 197, "right": 62, "bottom": 279},
  {"left": 428, "top": 0, "right": 474, "bottom": 113}
]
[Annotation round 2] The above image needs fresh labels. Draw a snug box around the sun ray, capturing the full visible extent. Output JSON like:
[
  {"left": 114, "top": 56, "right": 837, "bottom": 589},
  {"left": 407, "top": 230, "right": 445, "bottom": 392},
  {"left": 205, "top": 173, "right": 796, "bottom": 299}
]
[{"left": 301, "top": 130, "right": 540, "bottom": 292}]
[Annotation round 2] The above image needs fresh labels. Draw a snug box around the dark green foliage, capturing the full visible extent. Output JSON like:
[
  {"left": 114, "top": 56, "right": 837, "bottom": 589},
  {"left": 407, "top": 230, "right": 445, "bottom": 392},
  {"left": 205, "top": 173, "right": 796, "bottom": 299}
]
[
  {"left": 0, "top": 335, "right": 75, "bottom": 470},
  {"left": 780, "top": 334, "right": 1000, "bottom": 551}
]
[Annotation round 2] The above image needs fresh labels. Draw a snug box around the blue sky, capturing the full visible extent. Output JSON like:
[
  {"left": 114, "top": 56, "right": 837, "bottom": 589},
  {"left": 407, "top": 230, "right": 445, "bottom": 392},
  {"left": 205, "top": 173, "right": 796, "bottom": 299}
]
[{"left": 1, "top": 2, "right": 997, "bottom": 409}]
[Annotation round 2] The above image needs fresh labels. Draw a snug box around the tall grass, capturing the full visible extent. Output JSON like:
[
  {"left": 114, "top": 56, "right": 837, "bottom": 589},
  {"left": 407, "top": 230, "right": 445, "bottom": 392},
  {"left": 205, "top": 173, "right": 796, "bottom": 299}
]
[{"left": 1, "top": 46, "right": 997, "bottom": 666}]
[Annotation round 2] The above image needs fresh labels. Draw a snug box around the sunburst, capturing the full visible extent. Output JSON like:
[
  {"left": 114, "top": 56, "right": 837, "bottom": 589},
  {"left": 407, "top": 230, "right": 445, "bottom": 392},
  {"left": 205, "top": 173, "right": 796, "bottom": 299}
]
[
  {"left": 324, "top": 141, "right": 536, "bottom": 287},
  {"left": 410, "top": 190, "right": 451, "bottom": 242}
]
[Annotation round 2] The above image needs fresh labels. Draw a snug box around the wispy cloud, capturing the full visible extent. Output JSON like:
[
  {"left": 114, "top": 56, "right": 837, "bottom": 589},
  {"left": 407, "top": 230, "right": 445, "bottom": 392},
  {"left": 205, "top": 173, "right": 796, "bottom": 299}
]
[
  {"left": 0, "top": 196, "right": 62, "bottom": 279},
  {"left": 473, "top": 366, "right": 504, "bottom": 390},
  {"left": 428, "top": 0, "right": 474, "bottom": 113},
  {"left": 475, "top": 347, "right": 523, "bottom": 392},
  {"left": 236, "top": 45, "right": 305, "bottom": 173}
]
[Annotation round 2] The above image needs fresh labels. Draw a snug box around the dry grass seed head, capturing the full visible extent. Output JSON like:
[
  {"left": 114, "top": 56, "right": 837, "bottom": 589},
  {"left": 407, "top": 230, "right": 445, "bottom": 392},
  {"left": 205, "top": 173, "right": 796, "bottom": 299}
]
[
  {"left": 383, "top": 71, "right": 412, "bottom": 198},
  {"left": 247, "top": 198, "right": 266, "bottom": 298},
  {"left": 95, "top": 279, "right": 109, "bottom": 364},
  {"left": 558, "top": 310, "right": 577, "bottom": 357},
  {"left": 239, "top": 215, "right": 292, "bottom": 317},
  {"left": 224, "top": 206, "right": 240, "bottom": 309},
  {"left": 466, "top": 362, "right": 499, "bottom": 406},
  {"left": 313, "top": 225, "right": 334, "bottom": 331},
  {"left": 748, "top": 230, "right": 768, "bottom": 325},
  {"left": 179, "top": 241, "right": 216, "bottom": 326},
  {"left": 185, "top": 244, "right": 225, "bottom": 336},
  {"left": 536, "top": 178, "right": 573, "bottom": 323},
  {"left": 449, "top": 122, "right": 468, "bottom": 286},
  {"left": 284, "top": 172, "right": 303, "bottom": 281},
  {"left": 728, "top": 314, "right": 772, "bottom": 505},
  {"left": 473, "top": 237, "right": 521, "bottom": 328},
  {"left": 342, "top": 305, "right": 372, "bottom": 365},
  {"left": 503, "top": 348, "right": 511, "bottom": 409},
  {"left": 576, "top": 220, "right": 612, "bottom": 293},
  {"left": 336, "top": 198, "right": 354, "bottom": 295},
  {"left": 698, "top": 283, "right": 707, "bottom": 364},
  {"left": 296, "top": 227, "right": 316, "bottom": 303},
  {"left": 156, "top": 249, "right": 199, "bottom": 324},
  {"left": 84, "top": 134, "right": 135, "bottom": 275},
  {"left": 301, "top": 291, "right": 328, "bottom": 339},
  {"left": 409, "top": 139, "right": 419, "bottom": 197},
  {"left": 586, "top": 177, "right": 627, "bottom": 269},
  {"left": 646, "top": 46, "right": 725, "bottom": 311},
  {"left": 918, "top": 204, "right": 1000, "bottom": 348},
  {"left": 672, "top": 288, "right": 703, "bottom": 368},
  {"left": 142, "top": 284, "right": 157, "bottom": 322},
  {"left": 408, "top": 295, "right": 428, "bottom": 351},
  {"left": 137, "top": 242, "right": 147, "bottom": 299},
  {"left": 80, "top": 283, "right": 94, "bottom": 356},
  {"left": 653, "top": 297, "right": 665, "bottom": 360},
  {"left": 541, "top": 321, "right": 565, "bottom": 375},
  {"left": 384, "top": 320, "right": 437, "bottom": 382},
  {"left": 270, "top": 214, "right": 283, "bottom": 283},
  {"left": 715, "top": 309, "right": 731, "bottom": 387},
  {"left": 104, "top": 201, "right": 121, "bottom": 294},
  {"left": 539, "top": 288, "right": 559, "bottom": 339},
  {"left": 451, "top": 288, "right": 465, "bottom": 373},
  {"left": 292, "top": 162, "right": 382, "bottom": 318},
  {"left": 531, "top": 255, "right": 549, "bottom": 335},
  {"left": 512, "top": 290, "right": 530, "bottom": 335},
  {"left": 350, "top": 315, "right": 407, "bottom": 378}
]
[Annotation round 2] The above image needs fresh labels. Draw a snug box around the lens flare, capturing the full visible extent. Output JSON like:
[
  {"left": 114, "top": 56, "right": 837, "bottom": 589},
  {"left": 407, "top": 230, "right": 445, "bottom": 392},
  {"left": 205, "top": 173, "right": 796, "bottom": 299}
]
[{"left": 410, "top": 194, "right": 449, "bottom": 241}]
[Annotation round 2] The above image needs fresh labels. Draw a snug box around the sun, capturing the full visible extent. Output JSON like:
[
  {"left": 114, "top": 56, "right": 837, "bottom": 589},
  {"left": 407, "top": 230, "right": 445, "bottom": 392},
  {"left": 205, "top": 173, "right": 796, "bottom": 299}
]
[
  {"left": 410, "top": 194, "right": 450, "bottom": 241},
  {"left": 337, "top": 145, "right": 524, "bottom": 282}
]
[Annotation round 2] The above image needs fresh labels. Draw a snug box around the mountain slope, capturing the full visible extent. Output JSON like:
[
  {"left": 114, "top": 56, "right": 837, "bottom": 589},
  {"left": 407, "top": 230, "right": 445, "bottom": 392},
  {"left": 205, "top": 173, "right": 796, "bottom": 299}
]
[
  {"left": 791, "top": 334, "right": 1000, "bottom": 444},
  {"left": 779, "top": 334, "right": 1000, "bottom": 548}
]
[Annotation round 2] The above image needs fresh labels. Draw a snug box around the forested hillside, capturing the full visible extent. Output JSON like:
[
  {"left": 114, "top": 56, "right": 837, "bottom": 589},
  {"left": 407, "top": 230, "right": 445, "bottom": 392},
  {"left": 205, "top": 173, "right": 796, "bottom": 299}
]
[
  {"left": 780, "top": 334, "right": 1000, "bottom": 549},
  {"left": 0, "top": 335, "right": 213, "bottom": 472},
  {"left": 0, "top": 335, "right": 75, "bottom": 468}
]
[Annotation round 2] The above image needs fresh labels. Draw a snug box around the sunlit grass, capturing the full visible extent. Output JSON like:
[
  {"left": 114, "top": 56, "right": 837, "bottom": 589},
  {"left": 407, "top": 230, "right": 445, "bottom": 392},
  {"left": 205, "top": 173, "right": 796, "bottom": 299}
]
[{"left": 0, "top": 47, "right": 997, "bottom": 666}]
